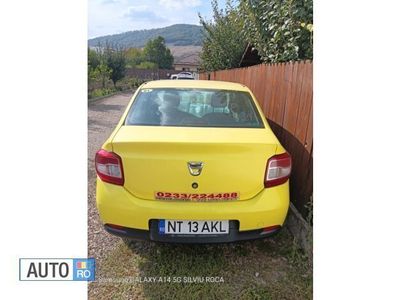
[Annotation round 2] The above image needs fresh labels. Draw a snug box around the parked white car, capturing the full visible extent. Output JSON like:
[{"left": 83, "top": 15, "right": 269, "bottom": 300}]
[{"left": 170, "top": 72, "right": 195, "bottom": 80}]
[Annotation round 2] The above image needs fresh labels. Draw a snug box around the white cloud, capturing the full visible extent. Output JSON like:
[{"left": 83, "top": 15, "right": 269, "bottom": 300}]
[
  {"left": 123, "top": 5, "right": 166, "bottom": 22},
  {"left": 101, "top": 0, "right": 119, "bottom": 4},
  {"left": 158, "top": 0, "right": 201, "bottom": 10}
]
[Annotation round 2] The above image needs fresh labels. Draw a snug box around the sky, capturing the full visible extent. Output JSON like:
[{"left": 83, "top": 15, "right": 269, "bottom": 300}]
[{"left": 88, "top": 0, "right": 227, "bottom": 39}]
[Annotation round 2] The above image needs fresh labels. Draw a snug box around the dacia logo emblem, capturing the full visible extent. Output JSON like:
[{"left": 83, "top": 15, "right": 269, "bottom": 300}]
[{"left": 187, "top": 162, "right": 204, "bottom": 176}]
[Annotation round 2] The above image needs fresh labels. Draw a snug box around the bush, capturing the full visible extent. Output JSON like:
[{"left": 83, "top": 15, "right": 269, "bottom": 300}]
[
  {"left": 136, "top": 61, "right": 158, "bottom": 69},
  {"left": 199, "top": 0, "right": 246, "bottom": 71},
  {"left": 239, "top": 0, "right": 313, "bottom": 63},
  {"left": 116, "top": 77, "right": 145, "bottom": 90},
  {"left": 128, "top": 77, "right": 145, "bottom": 88},
  {"left": 88, "top": 87, "right": 117, "bottom": 99},
  {"left": 88, "top": 77, "right": 145, "bottom": 99}
]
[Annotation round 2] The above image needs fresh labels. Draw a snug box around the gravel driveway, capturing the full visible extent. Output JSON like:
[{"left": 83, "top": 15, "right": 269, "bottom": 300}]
[{"left": 88, "top": 91, "right": 133, "bottom": 260}]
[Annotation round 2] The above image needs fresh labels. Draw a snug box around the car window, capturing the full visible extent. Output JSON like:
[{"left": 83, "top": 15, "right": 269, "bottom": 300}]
[{"left": 124, "top": 88, "right": 264, "bottom": 128}]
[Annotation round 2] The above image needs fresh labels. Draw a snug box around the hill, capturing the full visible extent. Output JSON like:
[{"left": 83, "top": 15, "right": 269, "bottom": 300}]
[{"left": 88, "top": 24, "right": 203, "bottom": 48}]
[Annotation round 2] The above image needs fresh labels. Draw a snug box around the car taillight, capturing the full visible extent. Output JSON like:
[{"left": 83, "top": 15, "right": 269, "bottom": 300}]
[
  {"left": 95, "top": 149, "right": 124, "bottom": 185},
  {"left": 264, "top": 152, "right": 291, "bottom": 188}
]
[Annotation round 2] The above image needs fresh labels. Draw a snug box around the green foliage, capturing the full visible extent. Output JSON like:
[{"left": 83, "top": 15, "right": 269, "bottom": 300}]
[
  {"left": 125, "top": 48, "right": 144, "bottom": 68},
  {"left": 125, "top": 47, "right": 166, "bottom": 69},
  {"left": 88, "top": 87, "right": 116, "bottom": 99},
  {"left": 199, "top": 0, "right": 313, "bottom": 68},
  {"left": 88, "top": 77, "right": 144, "bottom": 99},
  {"left": 91, "top": 62, "right": 111, "bottom": 88},
  {"left": 127, "top": 77, "right": 145, "bottom": 88},
  {"left": 88, "top": 48, "right": 112, "bottom": 88},
  {"left": 199, "top": 0, "right": 246, "bottom": 72},
  {"left": 88, "top": 24, "right": 203, "bottom": 48},
  {"left": 136, "top": 61, "right": 158, "bottom": 69},
  {"left": 239, "top": 0, "right": 313, "bottom": 63},
  {"left": 88, "top": 49, "right": 100, "bottom": 73},
  {"left": 143, "top": 36, "right": 174, "bottom": 69},
  {"left": 117, "top": 76, "right": 145, "bottom": 89},
  {"left": 88, "top": 44, "right": 127, "bottom": 89},
  {"left": 104, "top": 44, "right": 127, "bottom": 87}
]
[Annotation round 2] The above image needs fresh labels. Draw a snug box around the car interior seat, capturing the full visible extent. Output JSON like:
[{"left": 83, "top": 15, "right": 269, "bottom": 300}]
[{"left": 202, "top": 92, "right": 235, "bottom": 125}]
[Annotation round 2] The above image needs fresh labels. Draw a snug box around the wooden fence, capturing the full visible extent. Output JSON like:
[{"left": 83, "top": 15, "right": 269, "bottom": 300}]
[{"left": 200, "top": 61, "right": 313, "bottom": 217}]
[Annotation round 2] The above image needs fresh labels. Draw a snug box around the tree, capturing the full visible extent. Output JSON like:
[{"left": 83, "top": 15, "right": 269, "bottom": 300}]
[
  {"left": 199, "top": 0, "right": 246, "bottom": 72},
  {"left": 92, "top": 62, "right": 111, "bottom": 89},
  {"left": 104, "top": 44, "right": 127, "bottom": 87},
  {"left": 239, "top": 0, "right": 313, "bottom": 63},
  {"left": 88, "top": 48, "right": 111, "bottom": 89},
  {"left": 125, "top": 48, "right": 144, "bottom": 68},
  {"left": 142, "top": 36, "right": 174, "bottom": 69},
  {"left": 88, "top": 48, "right": 100, "bottom": 73},
  {"left": 136, "top": 61, "right": 158, "bottom": 69}
]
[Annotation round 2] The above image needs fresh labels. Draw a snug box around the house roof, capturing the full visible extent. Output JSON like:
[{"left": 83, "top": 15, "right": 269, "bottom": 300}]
[{"left": 174, "top": 53, "right": 200, "bottom": 66}]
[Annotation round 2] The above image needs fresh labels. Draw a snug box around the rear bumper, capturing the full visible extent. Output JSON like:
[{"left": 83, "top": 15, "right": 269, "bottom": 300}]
[
  {"left": 104, "top": 221, "right": 281, "bottom": 243},
  {"left": 96, "top": 179, "right": 289, "bottom": 242}
]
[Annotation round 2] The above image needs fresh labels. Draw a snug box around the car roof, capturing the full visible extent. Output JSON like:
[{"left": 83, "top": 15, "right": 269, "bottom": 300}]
[{"left": 141, "top": 80, "right": 249, "bottom": 91}]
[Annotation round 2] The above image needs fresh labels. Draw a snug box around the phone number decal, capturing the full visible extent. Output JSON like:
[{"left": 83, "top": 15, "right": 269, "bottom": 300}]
[{"left": 155, "top": 192, "right": 239, "bottom": 201}]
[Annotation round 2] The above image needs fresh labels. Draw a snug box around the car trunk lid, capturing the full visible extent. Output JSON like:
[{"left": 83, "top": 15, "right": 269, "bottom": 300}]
[{"left": 111, "top": 126, "right": 279, "bottom": 201}]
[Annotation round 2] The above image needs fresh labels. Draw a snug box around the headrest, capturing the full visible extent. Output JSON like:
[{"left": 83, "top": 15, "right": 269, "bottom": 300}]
[
  {"left": 163, "top": 92, "right": 180, "bottom": 107},
  {"left": 229, "top": 97, "right": 244, "bottom": 113},
  {"left": 211, "top": 92, "right": 228, "bottom": 108}
]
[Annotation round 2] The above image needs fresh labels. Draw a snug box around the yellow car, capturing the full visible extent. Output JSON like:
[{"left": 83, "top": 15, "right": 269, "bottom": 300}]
[{"left": 95, "top": 80, "right": 291, "bottom": 243}]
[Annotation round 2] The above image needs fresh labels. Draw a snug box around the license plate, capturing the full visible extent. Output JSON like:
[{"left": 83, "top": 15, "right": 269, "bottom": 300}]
[
  {"left": 155, "top": 192, "right": 239, "bottom": 201},
  {"left": 159, "top": 220, "right": 229, "bottom": 235}
]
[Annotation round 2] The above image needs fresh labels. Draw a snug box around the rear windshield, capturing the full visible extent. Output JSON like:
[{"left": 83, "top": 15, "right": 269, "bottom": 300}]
[{"left": 125, "top": 88, "right": 264, "bottom": 128}]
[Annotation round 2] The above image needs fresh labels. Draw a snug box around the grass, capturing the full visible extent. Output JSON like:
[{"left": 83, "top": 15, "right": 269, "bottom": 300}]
[
  {"left": 89, "top": 228, "right": 312, "bottom": 300},
  {"left": 88, "top": 87, "right": 119, "bottom": 99}
]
